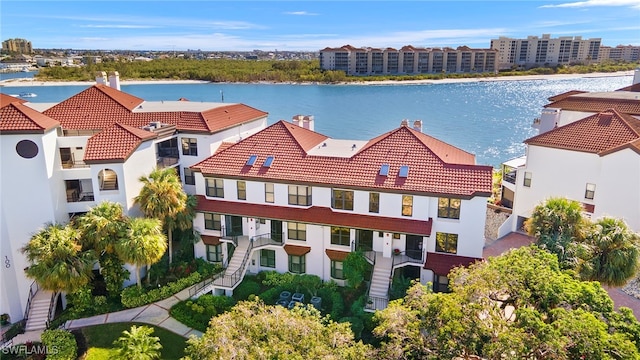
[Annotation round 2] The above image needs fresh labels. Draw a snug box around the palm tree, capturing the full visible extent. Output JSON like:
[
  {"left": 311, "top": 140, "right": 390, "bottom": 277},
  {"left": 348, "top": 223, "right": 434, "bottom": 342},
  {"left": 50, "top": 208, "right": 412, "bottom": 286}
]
[
  {"left": 135, "top": 167, "right": 187, "bottom": 264},
  {"left": 525, "top": 197, "right": 588, "bottom": 269},
  {"left": 116, "top": 218, "right": 167, "bottom": 287},
  {"left": 579, "top": 217, "right": 640, "bottom": 286},
  {"left": 21, "top": 223, "right": 95, "bottom": 293},
  {"left": 113, "top": 325, "right": 162, "bottom": 360}
]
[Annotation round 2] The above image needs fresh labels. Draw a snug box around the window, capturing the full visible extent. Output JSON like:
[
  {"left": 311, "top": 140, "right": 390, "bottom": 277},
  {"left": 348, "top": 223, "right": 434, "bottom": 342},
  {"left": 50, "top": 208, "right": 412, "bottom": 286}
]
[
  {"left": 237, "top": 181, "right": 246, "bottom": 200},
  {"left": 402, "top": 195, "right": 413, "bottom": 216},
  {"left": 184, "top": 168, "right": 195, "bottom": 185},
  {"left": 98, "top": 169, "right": 118, "bottom": 191},
  {"left": 265, "top": 183, "right": 274, "bottom": 203},
  {"left": 332, "top": 189, "right": 354, "bottom": 210},
  {"left": 181, "top": 137, "right": 198, "bottom": 156},
  {"left": 433, "top": 275, "right": 450, "bottom": 293},
  {"left": 438, "top": 198, "right": 461, "bottom": 219},
  {"left": 331, "top": 261, "right": 344, "bottom": 279},
  {"left": 369, "top": 192, "right": 380, "bottom": 213},
  {"left": 204, "top": 213, "right": 221, "bottom": 230},
  {"left": 287, "top": 222, "right": 307, "bottom": 241},
  {"left": 585, "top": 183, "right": 596, "bottom": 200},
  {"left": 523, "top": 172, "right": 532, "bottom": 187},
  {"left": 288, "top": 255, "right": 306, "bottom": 274},
  {"left": 288, "top": 185, "right": 312, "bottom": 206},
  {"left": 205, "top": 178, "right": 224, "bottom": 198},
  {"left": 435, "top": 232, "right": 458, "bottom": 254},
  {"left": 260, "top": 249, "right": 276, "bottom": 268},
  {"left": 331, "top": 227, "right": 350, "bottom": 246},
  {"left": 206, "top": 244, "right": 222, "bottom": 263}
]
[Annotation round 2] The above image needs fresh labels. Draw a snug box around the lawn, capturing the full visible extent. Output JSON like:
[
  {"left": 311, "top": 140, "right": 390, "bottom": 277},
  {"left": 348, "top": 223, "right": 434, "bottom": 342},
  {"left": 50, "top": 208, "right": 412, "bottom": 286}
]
[{"left": 77, "top": 322, "right": 187, "bottom": 360}]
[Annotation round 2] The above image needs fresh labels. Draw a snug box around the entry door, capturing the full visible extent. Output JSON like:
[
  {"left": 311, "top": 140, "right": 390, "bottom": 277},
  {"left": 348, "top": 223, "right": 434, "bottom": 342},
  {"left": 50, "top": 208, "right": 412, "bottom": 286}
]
[
  {"left": 356, "top": 229, "right": 373, "bottom": 252},
  {"left": 225, "top": 216, "right": 243, "bottom": 237},
  {"left": 405, "top": 235, "right": 423, "bottom": 260},
  {"left": 271, "top": 220, "right": 283, "bottom": 242}
]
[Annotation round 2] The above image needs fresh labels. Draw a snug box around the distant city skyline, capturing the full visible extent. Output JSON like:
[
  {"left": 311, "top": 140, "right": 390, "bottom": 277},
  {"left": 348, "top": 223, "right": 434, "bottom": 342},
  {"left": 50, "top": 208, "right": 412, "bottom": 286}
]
[{"left": 2, "top": 1, "right": 639, "bottom": 52}]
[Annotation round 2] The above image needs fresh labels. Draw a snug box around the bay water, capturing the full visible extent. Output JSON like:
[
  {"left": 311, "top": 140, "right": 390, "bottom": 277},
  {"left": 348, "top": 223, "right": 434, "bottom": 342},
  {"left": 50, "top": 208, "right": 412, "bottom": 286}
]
[{"left": 1, "top": 72, "right": 633, "bottom": 167}]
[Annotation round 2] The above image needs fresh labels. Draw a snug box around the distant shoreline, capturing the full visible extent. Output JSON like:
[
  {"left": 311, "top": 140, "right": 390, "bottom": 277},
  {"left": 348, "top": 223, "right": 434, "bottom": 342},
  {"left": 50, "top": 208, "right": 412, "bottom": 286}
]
[{"left": 0, "top": 70, "right": 634, "bottom": 88}]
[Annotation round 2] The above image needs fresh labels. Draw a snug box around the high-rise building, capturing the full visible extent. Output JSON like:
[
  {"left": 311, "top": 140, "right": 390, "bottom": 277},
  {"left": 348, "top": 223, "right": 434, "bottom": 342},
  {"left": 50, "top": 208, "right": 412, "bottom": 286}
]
[
  {"left": 599, "top": 45, "right": 640, "bottom": 62},
  {"left": 2, "top": 38, "right": 33, "bottom": 54},
  {"left": 490, "top": 34, "right": 601, "bottom": 70}
]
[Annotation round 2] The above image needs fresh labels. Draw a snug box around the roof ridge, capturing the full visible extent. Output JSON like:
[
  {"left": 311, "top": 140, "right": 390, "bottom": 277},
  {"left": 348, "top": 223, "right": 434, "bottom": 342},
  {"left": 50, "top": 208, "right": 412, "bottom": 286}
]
[
  {"left": 279, "top": 120, "right": 328, "bottom": 153},
  {"left": 94, "top": 84, "right": 144, "bottom": 111}
]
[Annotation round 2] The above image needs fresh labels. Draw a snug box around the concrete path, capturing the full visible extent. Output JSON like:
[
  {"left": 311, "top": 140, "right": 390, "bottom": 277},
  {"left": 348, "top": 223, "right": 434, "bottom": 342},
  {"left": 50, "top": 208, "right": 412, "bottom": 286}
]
[{"left": 63, "top": 286, "right": 203, "bottom": 338}]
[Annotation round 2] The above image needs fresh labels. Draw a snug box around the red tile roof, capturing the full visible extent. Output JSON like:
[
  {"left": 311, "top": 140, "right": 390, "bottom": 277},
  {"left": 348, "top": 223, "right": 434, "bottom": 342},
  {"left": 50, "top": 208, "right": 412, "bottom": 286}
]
[
  {"left": 0, "top": 93, "right": 27, "bottom": 107},
  {"left": 325, "top": 249, "right": 350, "bottom": 261},
  {"left": 617, "top": 83, "right": 640, "bottom": 92},
  {"left": 193, "top": 121, "right": 492, "bottom": 198},
  {"left": 547, "top": 90, "right": 587, "bottom": 102},
  {"left": 525, "top": 109, "right": 640, "bottom": 155},
  {"left": 423, "top": 252, "right": 482, "bottom": 275},
  {"left": 201, "top": 235, "right": 221, "bottom": 246},
  {"left": 482, "top": 232, "right": 535, "bottom": 258},
  {"left": 0, "top": 101, "right": 60, "bottom": 134},
  {"left": 544, "top": 93, "right": 640, "bottom": 115},
  {"left": 83, "top": 123, "right": 157, "bottom": 163},
  {"left": 195, "top": 196, "right": 433, "bottom": 236},
  {"left": 284, "top": 244, "right": 311, "bottom": 256},
  {"left": 42, "top": 85, "right": 268, "bottom": 134}
]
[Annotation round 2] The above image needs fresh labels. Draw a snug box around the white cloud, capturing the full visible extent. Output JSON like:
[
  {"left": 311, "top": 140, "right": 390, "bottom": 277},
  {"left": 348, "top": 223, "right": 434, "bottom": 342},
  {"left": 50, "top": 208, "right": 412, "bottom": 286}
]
[
  {"left": 284, "top": 11, "right": 319, "bottom": 16},
  {"left": 540, "top": 0, "right": 640, "bottom": 9},
  {"left": 80, "top": 25, "right": 160, "bottom": 29}
]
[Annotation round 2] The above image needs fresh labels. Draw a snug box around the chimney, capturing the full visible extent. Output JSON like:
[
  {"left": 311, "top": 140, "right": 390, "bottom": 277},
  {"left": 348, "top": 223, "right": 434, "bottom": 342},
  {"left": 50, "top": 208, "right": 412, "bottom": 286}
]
[
  {"left": 400, "top": 119, "right": 409, "bottom": 127},
  {"left": 292, "top": 115, "right": 314, "bottom": 131},
  {"left": 633, "top": 67, "right": 640, "bottom": 86},
  {"left": 413, "top": 120, "right": 423, "bottom": 133},
  {"left": 95, "top": 71, "right": 107, "bottom": 85},
  {"left": 108, "top": 71, "right": 121, "bottom": 90}
]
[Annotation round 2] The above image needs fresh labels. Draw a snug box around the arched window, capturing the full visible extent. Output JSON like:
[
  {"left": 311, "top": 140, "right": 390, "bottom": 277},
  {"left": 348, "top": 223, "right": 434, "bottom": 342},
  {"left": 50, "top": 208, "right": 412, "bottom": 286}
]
[{"left": 98, "top": 169, "right": 118, "bottom": 191}]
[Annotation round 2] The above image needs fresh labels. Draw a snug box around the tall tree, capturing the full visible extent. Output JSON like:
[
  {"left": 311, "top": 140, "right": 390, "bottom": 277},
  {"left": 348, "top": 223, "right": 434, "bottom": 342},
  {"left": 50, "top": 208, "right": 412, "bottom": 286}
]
[
  {"left": 113, "top": 325, "right": 162, "bottom": 360},
  {"left": 525, "top": 197, "right": 588, "bottom": 268},
  {"left": 22, "top": 223, "right": 95, "bottom": 293},
  {"left": 115, "top": 218, "right": 167, "bottom": 287},
  {"left": 579, "top": 217, "right": 640, "bottom": 286},
  {"left": 75, "top": 201, "right": 129, "bottom": 296},
  {"left": 183, "top": 299, "right": 372, "bottom": 359},
  {"left": 135, "top": 167, "right": 187, "bottom": 264}
]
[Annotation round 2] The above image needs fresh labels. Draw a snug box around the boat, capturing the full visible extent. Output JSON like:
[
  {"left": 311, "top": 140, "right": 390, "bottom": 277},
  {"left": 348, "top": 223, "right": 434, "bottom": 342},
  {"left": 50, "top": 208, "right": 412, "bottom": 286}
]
[
  {"left": 19, "top": 92, "right": 37, "bottom": 98},
  {"left": 21, "top": 66, "right": 29, "bottom": 72}
]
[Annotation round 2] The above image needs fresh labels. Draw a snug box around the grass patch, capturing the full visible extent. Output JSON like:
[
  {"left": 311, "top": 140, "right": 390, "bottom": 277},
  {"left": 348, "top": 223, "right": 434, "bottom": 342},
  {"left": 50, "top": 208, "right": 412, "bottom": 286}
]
[{"left": 78, "top": 322, "right": 186, "bottom": 360}]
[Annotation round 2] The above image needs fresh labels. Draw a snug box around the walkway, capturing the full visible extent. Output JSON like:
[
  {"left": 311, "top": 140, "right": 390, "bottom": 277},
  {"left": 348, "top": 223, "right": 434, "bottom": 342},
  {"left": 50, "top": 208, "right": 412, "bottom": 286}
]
[{"left": 484, "top": 231, "right": 640, "bottom": 321}]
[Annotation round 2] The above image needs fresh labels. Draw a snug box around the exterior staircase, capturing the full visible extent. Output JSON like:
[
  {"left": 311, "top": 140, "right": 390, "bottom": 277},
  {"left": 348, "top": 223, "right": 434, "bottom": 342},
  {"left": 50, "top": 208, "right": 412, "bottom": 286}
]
[
  {"left": 191, "top": 237, "right": 252, "bottom": 298},
  {"left": 25, "top": 289, "right": 54, "bottom": 332},
  {"left": 366, "top": 254, "right": 392, "bottom": 311}
]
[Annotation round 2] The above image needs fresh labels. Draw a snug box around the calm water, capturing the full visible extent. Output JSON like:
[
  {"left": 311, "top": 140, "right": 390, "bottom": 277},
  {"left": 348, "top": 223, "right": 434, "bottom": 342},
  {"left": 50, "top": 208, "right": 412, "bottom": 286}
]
[{"left": 1, "top": 73, "right": 633, "bottom": 167}]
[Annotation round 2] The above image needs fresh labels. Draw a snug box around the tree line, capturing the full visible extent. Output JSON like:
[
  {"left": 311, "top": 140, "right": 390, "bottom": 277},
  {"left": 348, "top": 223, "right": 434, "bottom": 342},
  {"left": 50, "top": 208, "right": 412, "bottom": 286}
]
[{"left": 34, "top": 58, "right": 640, "bottom": 84}]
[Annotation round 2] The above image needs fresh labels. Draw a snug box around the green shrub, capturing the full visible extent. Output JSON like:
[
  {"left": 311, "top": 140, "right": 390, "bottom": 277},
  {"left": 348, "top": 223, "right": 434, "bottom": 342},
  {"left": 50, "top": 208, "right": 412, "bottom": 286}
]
[
  {"left": 41, "top": 329, "right": 77, "bottom": 360},
  {"left": 170, "top": 295, "right": 235, "bottom": 332},
  {"left": 339, "top": 316, "right": 364, "bottom": 338},
  {"left": 258, "top": 287, "right": 283, "bottom": 304},
  {"left": 330, "top": 291, "right": 345, "bottom": 320},
  {"left": 121, "top": 272, "right": 202, "bottom": 308},
  {"left": 233, "top": 280, "right": 261, "bottom": 301}
]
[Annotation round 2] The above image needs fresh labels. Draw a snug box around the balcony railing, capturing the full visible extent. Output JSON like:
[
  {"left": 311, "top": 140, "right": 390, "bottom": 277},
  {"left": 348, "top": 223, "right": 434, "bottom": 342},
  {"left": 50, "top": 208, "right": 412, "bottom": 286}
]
[
  {"left": 156, "top": 156, "right": 179, "bottom": 168},
  {"left": 252, "top": 233, "right": 284, "bottom": 248},
  {"left": 392, "top": 250, "right": 424, "bottom": 268},
  {"left": 365, "top": 295, "right": 389, "bottom": 311},
  {"left": 503, "top": 171, "right": 516, "bottom": 185},
  {"left": 61, "top": 160, "right": 89, "bottom": 169},
  {"left": 66, "top": 189, "right": 95, "bottom": 203}
]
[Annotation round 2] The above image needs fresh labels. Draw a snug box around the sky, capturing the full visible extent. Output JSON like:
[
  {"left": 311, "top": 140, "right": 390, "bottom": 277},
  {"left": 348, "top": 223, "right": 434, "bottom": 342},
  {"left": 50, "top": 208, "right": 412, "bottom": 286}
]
[{"left": 1, "top": 0, "right": 639, "bottom": 52}]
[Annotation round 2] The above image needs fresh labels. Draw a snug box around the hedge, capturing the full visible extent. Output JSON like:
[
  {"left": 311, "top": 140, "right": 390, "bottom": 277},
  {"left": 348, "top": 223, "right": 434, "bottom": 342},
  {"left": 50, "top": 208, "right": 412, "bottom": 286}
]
[
  {"left": 121, "top": 272, "right": 201, "bottom": 308},
  {"left": 41, "top": 329, "right": 77, "bottom": 360}
]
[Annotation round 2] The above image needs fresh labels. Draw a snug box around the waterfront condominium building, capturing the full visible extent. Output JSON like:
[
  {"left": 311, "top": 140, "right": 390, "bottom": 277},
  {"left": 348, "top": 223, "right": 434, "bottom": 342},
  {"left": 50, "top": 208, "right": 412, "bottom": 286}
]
[
  {"left": 190, "top": 116, "right": 493, "bottom": 310},
  {"left": 498, "top": 69, "right": 640, "bottom": 239},
  {"left": 0, "top": 72, "right": 268, "bottom": 327},
  {"left": 490, "top": 34, "right": 601, "bottom": 70},
  {"left": 1, "top": 38, "right": 33, "bottom": 54},
  {"left": 319, "top": 45, "right": 497, "bottom": 75},
  {"left": 599, "top": 45, "right": 640, "bottom": 62}
]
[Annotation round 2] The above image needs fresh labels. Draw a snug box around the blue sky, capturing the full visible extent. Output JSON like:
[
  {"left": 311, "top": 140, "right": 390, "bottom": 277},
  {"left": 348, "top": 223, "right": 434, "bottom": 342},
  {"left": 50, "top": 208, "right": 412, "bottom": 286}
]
[{"left": 2, "top": 1, "right": 639, "bottom": 51}]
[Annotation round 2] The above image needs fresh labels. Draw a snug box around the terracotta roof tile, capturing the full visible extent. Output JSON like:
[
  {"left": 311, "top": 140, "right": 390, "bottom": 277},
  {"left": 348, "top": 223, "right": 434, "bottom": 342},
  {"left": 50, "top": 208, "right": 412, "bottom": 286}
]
[
  {"left": 193, "top": 121, "right": 492, "bottom": 198},
  {"left": 547, "top": 90, "right": 587, "bottom": 102},
  {"left": 0, "top": 93, "right": 27, "bottom": 107},
  {"left": 617, "top": 83, "right": 640, "bottom": 92},
  {"left": 84, "top": 123, "right": 157, "bottom": 163},
  {"left": 284, "top": 244, "right": 311, "bottom": 256},
  {"left": 325, "top": 249, "right": 350, "bottom": 261},
  {"left": 0, "top": 102, "right": 60, "bottom": 134},
  {"left": 525, "top": 109, "right": 640, "bottom": 155},
  {"left": 195, "top": 196, "right": 433, "bottom": 236},
  {"left": 42, "top": 85, "right": 267, "bottom": 134},
  {"left": 423, "top": 252, "right": 482, "bottom": 275},
  {"left": 544, "top": 95, "right": 640, "bottom": 115}
]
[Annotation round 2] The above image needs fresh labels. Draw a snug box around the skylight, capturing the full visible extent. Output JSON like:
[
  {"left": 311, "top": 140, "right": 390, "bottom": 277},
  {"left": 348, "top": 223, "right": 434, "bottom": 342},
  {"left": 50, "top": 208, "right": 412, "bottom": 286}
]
[
  {"left": 246, "top": 155, "right": 258, "bottom": 166},
  {"left": 263, "top": 156, "right": 274, "bottom": 167},
  {"left": 379, "top": 164, "right": 390, "bottom": 176},
  {"left": 399, "top": 165, "right": 409, "bottom": 178}
]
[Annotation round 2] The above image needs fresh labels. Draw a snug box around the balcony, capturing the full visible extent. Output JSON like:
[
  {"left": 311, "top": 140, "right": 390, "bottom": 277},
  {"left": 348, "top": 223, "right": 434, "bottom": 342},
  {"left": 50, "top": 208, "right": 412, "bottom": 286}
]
[
  {"left": 61, "top": 160, "right": 89, "bottom": 169},
  {"left": 65, "top": 179, "right": 94, "bottom": 203},
  {"left": 156, "top": 156, "right": 179, "bottom": 168},
  {"left": 156, "top": 139, "right": 179, "bottom": 169},
  {"left": 503, "top": 171, "right": 517, "bottom": 185}
]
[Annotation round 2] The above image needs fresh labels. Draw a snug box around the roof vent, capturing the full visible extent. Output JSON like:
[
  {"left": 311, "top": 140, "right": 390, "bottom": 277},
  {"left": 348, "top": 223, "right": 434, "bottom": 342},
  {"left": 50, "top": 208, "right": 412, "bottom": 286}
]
[
  {"left": 351, "top": 144, "right": 356, "bottom": 150},
  {"left": 379, "top": 164, "right": 390, "bottom": 176},
  {"left": 399, "top": 165, "right": 409, "bottom": 178},
  {"left": 263, "top": 156, "right": 274, "bottom": 167},
  {"left": 246, "top": 155, "right": 258, "bottom": 166}
]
